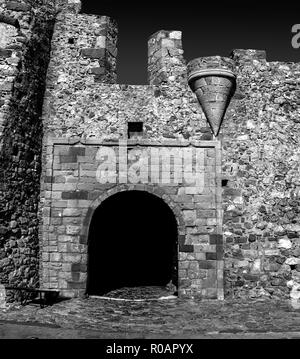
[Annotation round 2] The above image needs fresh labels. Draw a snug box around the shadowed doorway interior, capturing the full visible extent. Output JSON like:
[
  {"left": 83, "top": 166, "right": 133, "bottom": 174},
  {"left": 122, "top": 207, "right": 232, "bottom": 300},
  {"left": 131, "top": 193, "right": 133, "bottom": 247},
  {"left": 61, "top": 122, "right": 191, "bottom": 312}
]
[{"left": 87, "top": 190, "right": 178, "bottom": 296}]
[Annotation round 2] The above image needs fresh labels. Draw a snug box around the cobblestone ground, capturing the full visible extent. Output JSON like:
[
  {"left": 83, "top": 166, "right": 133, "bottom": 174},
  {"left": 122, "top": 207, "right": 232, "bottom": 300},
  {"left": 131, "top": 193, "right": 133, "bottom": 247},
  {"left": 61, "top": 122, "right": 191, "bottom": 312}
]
[{"left": 1, "top": 287, "right": 300, "bottom": 338}]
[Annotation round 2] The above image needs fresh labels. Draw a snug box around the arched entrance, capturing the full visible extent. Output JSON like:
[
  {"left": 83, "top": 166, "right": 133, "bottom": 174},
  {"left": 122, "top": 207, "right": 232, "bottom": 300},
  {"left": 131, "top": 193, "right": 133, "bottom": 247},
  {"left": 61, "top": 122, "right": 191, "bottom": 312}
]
[{"left": 87, "top": 190, "right": 178, "bottom": 296}]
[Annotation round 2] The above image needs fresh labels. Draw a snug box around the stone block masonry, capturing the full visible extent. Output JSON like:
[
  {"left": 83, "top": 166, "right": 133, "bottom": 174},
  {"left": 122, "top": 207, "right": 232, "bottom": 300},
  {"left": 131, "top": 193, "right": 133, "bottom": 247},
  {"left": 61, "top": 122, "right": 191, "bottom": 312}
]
[
  {"left": 40, "top": 138, "right": 223, "bottom": 299},
  {"left": 148, "top": 30, "right": 186, "bottom": 86}
]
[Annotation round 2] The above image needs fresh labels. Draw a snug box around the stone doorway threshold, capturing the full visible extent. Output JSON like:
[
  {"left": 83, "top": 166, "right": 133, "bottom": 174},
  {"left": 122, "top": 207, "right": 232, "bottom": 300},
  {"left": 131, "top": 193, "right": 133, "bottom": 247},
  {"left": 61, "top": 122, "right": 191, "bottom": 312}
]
[{"left": 89, "top": 286, "right": 178, "bottom": 302}]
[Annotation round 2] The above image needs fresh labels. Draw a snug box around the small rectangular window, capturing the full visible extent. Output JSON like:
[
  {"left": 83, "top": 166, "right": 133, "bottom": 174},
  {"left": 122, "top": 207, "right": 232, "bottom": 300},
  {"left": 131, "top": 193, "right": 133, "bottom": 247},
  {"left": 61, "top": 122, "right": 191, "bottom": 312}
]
[{"left": 128, "top": 122, "right": 143, "bottom": 139}]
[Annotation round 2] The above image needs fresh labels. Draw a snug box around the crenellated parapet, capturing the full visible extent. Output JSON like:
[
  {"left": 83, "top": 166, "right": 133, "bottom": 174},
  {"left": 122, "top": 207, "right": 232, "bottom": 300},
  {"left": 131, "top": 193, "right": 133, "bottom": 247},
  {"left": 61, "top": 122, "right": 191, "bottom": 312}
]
[
  {"left": 148, "top": 30, "right": 186, "bottom": 85},
  {"left": 230, "top": 49, "right": 267, "bottom": 65},
  {"left": 55, "top": 0, "right": 81, "bottom": 13},
  {"left": 43, "top": 2, "right": 118, "bottom": 105}
]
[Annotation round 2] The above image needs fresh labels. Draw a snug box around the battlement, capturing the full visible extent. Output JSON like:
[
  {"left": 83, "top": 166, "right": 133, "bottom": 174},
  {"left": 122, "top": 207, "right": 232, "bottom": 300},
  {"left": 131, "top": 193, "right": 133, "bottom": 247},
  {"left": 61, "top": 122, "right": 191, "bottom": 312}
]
[
  {"left": 230, "top": 49, "right": 267, "bottom": 63},
  {"left": 148, "top": 30, "right": 186, "bottom": 85},
  {"left": 56, "top": 0, "right": 82, "bottom": 13}
]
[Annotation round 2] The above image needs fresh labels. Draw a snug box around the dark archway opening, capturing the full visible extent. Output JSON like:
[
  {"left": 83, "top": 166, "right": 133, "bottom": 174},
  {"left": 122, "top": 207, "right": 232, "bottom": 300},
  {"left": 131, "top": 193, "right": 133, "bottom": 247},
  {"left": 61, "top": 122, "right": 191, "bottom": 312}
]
[{"left": 87, "top": 190, "right": 178, "bottom": 296}]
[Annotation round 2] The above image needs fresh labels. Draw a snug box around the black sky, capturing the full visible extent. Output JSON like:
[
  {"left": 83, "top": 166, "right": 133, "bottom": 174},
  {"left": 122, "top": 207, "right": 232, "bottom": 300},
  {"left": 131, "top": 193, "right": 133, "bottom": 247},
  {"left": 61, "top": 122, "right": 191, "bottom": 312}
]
[{"left": 81, "top": 1, "right": 300, "bottom": 84}]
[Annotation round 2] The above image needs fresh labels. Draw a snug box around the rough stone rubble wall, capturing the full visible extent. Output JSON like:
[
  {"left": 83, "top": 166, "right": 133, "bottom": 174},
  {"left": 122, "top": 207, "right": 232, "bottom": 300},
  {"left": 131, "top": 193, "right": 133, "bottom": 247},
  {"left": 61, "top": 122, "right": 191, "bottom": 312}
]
[
  {"left": 42, "top": 14, "right": 210, "bottom": 141},
  {"left": 0, "top": 0, "right": 55, "bottom": 293},
  {"left": 0, "top": 0, "right": 32, "bottom": 146},
  {"left": 221, "top": 50, "right": 300, "bottom": 299}
]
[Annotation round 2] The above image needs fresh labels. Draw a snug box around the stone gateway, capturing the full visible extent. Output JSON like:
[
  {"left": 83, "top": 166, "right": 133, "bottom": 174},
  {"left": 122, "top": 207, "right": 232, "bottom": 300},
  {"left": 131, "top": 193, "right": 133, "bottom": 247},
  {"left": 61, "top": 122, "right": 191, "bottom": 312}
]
[{"left": 0, "top": 0, "right": 300, "bottom": 302}]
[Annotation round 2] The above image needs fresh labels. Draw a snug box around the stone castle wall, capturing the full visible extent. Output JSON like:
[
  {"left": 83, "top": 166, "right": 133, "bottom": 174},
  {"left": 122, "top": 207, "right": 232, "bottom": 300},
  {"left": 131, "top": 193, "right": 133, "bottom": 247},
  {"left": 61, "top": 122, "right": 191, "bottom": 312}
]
[
  {"left": 42, "top": 11, "right": 209, "bottom": 141},
  {"left": 0, "top": 0, "right": 55, "bottom": 294},
  {"left": 221, "top": 50, "right": 300, "bottom": 299},
  {"left": 0, "top": 0, "right": 32, "bottom": 146},
  {"left": 40, "top": 1, "right": 222, "bottom": 298},
  {"left": 40, "top": 138, "right": 222, "bottom": 298},
  {"left": 1, "top": 0, "right": 300, "bottom": 300}
]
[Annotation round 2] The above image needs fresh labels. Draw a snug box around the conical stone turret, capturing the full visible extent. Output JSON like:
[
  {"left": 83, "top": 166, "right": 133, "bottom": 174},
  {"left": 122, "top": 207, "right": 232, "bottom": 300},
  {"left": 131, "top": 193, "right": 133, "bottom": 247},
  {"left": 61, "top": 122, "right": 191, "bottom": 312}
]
[{"left": 187, "top": 57, "right": 236, "bottom": 136}]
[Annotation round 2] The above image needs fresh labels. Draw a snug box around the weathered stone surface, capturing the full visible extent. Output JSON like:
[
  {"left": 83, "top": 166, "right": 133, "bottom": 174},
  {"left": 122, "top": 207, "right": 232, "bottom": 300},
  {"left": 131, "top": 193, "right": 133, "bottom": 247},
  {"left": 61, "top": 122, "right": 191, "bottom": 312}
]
[
  {"left": 0, "top": 0, "right": 56, "bottom": 296},
  {"left": 278, "top": 238, "right": 292, "bottom": 249},
  {"left": 80, "top": 48, "right": 106, "bottom": 59},
  {"left": 0, "top": 284, "right": 6, "bottom": 309},
  {"left": 2, "top": 296, "right": 300, "bottom": 338},
  {"left": 0, "top": 49, "right": 13, "bottom": 58},
  {"left": 0, "top": 0, "right": 299, "bottom": 302},
  {"left": 187, "top": 57, "right": 236, "bottom": 136},
  {"left": 286, "top": 257, "right": 300, "bottom": 266},
  {"left": 6, "top": 1, "right": 31, "bottom": 12}
]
